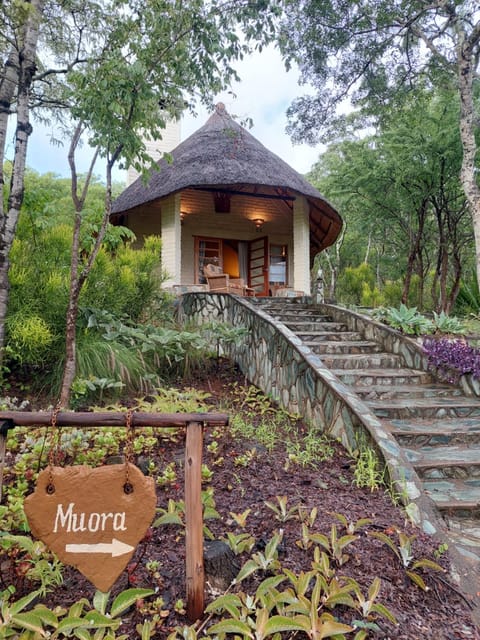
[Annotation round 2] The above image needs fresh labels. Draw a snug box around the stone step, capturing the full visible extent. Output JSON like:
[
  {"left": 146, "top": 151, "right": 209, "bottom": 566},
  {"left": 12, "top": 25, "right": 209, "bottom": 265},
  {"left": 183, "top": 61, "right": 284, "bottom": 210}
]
[
  {"left": 355, "top": 383, "right": 463, "bottom": 400},
  {"left": 423, "top": 478, "right": 480, "bottom": 519},
  {"left": 333, "top": 368, "right": 433, "bottom": 386},
  {"left": 282, "top": 321, "right": 348, "bottom": 340},
  {"left": 283, "top": 321, "right": 349, "bottom": 332},
  {"left": 307, "top": 340, "right": 382, "bottom": 355},
  {"left": 256, "top": 302, "right": 312, "bottom": 311},
  {"left": 321, "top": 352, "right": 403, "bottom": 369},
  {"left": 296, "top": 331, "right": 364, "bottom": 343},
  {"left": 403, "top": 444, "right": 480, "bottom": 479},
  {"left": 267, "top": 312, "right": 332, "bottom": 322},
  {"left": 388, "top": 418, "right": 480, "bottom": 447},
  {"left": 367, "top": 396, "right": 480, "bottom": 420},
  {"left": 440, "top": 518, "right": 480, "bottom": 563},
  {"left": 385, "top": 418, "right": 480, "bottom": 449}
]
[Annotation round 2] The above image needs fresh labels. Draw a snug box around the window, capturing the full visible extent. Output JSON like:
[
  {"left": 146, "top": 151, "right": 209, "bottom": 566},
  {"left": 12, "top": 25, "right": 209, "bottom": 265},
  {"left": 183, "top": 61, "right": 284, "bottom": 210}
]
[{"left": 269, "top": 244, "right": 287, "bottom": 286}]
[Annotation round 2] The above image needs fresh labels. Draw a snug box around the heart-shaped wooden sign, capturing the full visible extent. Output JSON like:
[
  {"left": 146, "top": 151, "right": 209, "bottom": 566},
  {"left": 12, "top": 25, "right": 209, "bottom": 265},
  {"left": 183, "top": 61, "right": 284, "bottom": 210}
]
[{"left": 24, "top": 464, "right": 157, "bottom": 592}]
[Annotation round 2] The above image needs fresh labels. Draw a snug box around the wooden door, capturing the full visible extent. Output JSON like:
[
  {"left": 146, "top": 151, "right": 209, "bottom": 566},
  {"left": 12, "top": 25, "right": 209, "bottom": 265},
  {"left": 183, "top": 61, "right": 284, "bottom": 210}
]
[{"left": 248, "top": 236, "right": 269, "bottom": 296}]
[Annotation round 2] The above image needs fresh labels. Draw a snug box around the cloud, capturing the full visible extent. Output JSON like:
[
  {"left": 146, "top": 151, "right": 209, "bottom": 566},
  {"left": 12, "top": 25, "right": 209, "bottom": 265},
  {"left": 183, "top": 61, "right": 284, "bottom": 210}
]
[
  {"left": 182, "top": 45, "right": 324, "bottom": 175},
  {"left": 14, "top": 45, "right": 323, "bottom": 182}
]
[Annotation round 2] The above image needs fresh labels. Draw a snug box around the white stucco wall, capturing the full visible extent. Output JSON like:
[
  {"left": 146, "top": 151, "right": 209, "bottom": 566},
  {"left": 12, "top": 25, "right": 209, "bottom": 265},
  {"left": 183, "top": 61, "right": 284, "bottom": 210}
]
[
  {"left": 293, "top": 196, "right": 311, "bottom": 295},
  {"left": 161, "top": 194, "right": 181, "bottom": 286}
]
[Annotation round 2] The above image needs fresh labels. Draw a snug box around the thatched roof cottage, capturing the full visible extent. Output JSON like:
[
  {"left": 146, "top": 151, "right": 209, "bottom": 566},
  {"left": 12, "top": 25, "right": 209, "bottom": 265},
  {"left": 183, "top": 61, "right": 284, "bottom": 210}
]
[{"left": 111, "top": 103, "right": 342, "bottom": 296}]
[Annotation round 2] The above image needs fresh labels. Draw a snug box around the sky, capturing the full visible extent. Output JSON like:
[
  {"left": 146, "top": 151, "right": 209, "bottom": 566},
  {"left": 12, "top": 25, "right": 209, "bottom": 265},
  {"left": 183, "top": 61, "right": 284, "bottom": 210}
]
[{"left": 15, "top": 45, "right": 325, "bottom": 184}]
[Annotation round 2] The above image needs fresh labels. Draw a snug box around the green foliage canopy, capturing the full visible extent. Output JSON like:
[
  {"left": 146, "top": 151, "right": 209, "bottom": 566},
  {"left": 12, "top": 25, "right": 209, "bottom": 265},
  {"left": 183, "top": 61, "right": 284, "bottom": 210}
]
[{"left": 308, "top": 88, "right": 473, "bottom": 311}]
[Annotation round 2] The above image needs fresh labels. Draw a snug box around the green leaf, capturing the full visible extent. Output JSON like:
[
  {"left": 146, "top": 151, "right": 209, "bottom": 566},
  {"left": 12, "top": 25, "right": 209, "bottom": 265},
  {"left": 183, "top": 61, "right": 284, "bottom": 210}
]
[
  {"left": 207, "top": 618, "right": 253, "bottom": 637},
  {"left": 110, "top": 588, "right": 154, "bottom": 618},
  {"left": 406, "top": 570, "right": 428, "bottom": 591},
  {"left": 255, "top": 575, "right": 286, "bottom": 599},
  {"left": 32, "top": 605, "right": 59, "bottom": 627},
  {"left": 368, "top": 531, "right": 400, "bottom": 560},
  {"left": 323, "top": 591, "right": 355, "bottom": 609},
  {"left": 9, "top": 590, "right": 41, "bottom": 616},
  {"left": 11, "top": 611, "right": 46, "bottom": 635},
  {"left": 367, "top": 577, "right": 381, "bottom": 602},
  {"left": 263, "top": 615, "right": 306, "bottom": 636},
  {"left": 234, "top": 559, "right": 260, "bottom": 584},
  {"left": 319, "top": 618, "right": 354, "bottom": 638},
  {"left": 84, "top": 611, "right": 121, "bottom": 628},
  {"left": 54, "top": 616, "right": 88, "bottom": 635},
  {"left": 69, "top": 599, "right": 89, "bottom": 618},
  {"left": 93, "top": 591, "right": 110, "bottom": 615},
  {"left": 204, "top": 593, "right": 242, "bottom": 617},
  {"left": 203, "top": 505, "right": 221, "bottom": 520},
  {"left": 309, "top": 532, "right": 330, "bottom": 549},
  {"left": 411, "top": 559, "right": 444, "bottom": 573},
  {"left": 370, "top": 602, "right": 398, "bottom": 624},
  {"left": 264, "top": 532, "right": 282, "bottom": 560},
  {"left": 153, "top": 513, "right": 183, "bottom": 526},
  {"left": 352, "top": 619, "right": 381, "bottom": 631}
]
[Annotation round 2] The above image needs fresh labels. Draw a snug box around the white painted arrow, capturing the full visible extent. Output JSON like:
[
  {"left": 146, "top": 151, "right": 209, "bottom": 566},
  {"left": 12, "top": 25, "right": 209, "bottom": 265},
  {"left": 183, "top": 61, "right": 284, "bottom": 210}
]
[{"left": 65, "top": 538, "right": 134, "bottom": 557}]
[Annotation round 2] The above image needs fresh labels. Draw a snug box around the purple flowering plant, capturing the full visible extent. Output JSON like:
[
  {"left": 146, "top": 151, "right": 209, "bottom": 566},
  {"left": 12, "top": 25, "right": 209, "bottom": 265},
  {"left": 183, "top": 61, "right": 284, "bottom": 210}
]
[{"left": 422, "top": 337, "right": 480, "bottom": 384}]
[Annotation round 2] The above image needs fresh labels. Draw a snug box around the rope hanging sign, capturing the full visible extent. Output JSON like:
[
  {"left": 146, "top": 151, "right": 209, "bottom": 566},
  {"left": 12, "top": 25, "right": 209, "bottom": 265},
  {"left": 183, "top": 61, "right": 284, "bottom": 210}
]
[
  {"left": 1, "top": 409, "right": 228, "bottom": 619},
  {"left": 23, "top": 408, "right": 157, "bottom": 593}
]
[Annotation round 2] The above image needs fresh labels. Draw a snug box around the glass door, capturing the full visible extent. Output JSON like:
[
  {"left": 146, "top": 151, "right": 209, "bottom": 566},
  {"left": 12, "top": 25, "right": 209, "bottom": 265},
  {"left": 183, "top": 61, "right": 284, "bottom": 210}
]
[{"left": 269, "top": 244, "right": 288, "bottom": 295}]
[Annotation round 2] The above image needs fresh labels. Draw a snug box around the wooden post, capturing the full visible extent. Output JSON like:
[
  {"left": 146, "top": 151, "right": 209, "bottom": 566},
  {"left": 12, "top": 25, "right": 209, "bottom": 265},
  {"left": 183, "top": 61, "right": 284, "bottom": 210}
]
[
  {"left": 0, "top": 431, "right": 6, "bottom": 503},
  {"left": 184, "top": 421, "right": 204, "bottom": 621},
  {"left": 0, "top": 420, "right": 13, "bottom": 503}
]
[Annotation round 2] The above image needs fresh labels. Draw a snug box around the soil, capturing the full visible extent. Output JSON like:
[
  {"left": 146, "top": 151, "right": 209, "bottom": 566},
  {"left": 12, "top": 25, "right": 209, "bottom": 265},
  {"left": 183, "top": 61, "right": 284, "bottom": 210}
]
[{"left": 2, "top": 361, "right": 479, "bottom": 639}]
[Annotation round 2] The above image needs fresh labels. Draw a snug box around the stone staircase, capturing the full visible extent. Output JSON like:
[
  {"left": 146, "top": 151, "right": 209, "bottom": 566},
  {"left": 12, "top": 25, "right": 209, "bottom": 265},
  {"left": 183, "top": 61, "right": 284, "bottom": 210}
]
[{"left": 256, "top": 298, "right": 480, "bottom": 586}]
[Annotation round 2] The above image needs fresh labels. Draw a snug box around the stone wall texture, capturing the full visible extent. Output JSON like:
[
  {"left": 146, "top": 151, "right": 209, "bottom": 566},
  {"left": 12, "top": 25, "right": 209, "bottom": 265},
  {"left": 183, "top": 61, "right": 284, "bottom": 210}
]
[{"left": 179, "top": 293, "right": 444, "bottom": 536}]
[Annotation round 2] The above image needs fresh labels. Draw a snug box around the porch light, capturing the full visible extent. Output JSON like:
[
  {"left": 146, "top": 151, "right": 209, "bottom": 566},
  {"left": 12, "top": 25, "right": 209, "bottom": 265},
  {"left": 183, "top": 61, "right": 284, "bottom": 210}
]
[{"left": 253, "top": 218, "right": 264, "bottom": 231}]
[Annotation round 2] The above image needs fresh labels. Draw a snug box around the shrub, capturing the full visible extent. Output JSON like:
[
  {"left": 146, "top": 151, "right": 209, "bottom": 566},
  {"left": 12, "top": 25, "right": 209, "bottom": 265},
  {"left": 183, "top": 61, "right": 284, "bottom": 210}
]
[
  {"left": 382, "top": 280, "right": 403, "bottom": 307},
  {"left": 6, "top": 314, "right": 54, "bottom": 365},
  {"left": 423, "top": 337, "right": 480, "bottom": 383},
  {"left": 337, "top": 263, "right": 376, "bottom": 305},
  {"left": 360, "top": 282, "right": 385, "bottom": 308},
  {"left": 453, "top": 272, "right": 480, "bottom": 315},
  {"left": 432, "top": 311, "right": 465, "bottom": 335},
  {"left": 373, "top": 304, "right": 434, "bottom": 335}
]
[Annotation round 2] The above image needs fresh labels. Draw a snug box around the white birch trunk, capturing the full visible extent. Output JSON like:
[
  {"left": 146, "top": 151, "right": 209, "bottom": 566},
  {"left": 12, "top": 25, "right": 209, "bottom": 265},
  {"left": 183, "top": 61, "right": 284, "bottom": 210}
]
[{"left": 0, "top": 0, "right": 44, "bottom": 359}]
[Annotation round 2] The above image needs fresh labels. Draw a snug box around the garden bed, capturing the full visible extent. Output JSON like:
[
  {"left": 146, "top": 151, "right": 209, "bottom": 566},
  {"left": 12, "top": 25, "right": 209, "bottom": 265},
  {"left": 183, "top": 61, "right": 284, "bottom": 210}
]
[{"left": 0, "top": 361, "right": 478, "bottom": 638}]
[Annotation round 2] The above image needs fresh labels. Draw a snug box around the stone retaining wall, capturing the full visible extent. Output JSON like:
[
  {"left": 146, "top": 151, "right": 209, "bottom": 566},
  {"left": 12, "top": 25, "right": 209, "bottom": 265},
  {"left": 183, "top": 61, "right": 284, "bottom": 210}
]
[
  {"left": 319, "top": 304, "right": 480, "bottom": 396},
  {"left": 179, "top": 292, "right": 443, "bottom": 536}
]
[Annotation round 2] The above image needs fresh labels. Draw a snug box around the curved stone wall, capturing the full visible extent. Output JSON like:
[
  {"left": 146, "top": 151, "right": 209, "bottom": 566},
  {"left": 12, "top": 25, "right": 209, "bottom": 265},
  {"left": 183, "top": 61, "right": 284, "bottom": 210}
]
[
  {"left": 179, "top": 292, "right": 444, "bottom": 536},
  {"left": 319, "top": 304, "right": 480, "bottom": 397}
]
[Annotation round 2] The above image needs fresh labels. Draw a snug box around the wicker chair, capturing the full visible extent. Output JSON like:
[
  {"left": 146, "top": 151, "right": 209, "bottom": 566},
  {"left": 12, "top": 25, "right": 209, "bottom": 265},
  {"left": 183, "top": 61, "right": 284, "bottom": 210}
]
[{"left": 204, "top": 263, "right": 250, "bottom": 295}]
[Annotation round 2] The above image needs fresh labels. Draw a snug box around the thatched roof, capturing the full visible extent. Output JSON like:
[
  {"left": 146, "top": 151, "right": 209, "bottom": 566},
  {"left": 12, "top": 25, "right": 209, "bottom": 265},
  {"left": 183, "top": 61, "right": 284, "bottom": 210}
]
[{"left": 112, "top": 103, "right": 342, "bottom": 252}]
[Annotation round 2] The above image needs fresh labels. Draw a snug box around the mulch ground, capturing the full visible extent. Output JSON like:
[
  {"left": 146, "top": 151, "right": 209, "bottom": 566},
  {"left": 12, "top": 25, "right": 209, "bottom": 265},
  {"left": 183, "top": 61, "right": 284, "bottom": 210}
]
[{"left": 2, "top": 361, "right": 479, "bottom": 639}]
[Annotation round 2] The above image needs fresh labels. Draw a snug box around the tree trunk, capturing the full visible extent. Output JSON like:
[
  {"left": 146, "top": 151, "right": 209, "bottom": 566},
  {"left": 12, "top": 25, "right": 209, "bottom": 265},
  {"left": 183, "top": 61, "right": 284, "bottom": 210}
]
[
  {"left": 58, "top": 223, "right": 82, "bottom": 407},
  {"left": 0, "top": 0, "right": 44, "bottom": 363},
  {"left": 0, "top": 48, "right": 20, "bottom": 218},
  {"left": 402, "top": 241, "right": 416, "bottom": 305},
  {"left": 402, "top": 201, "right": 427, "bottom": 306},
  {"left": 59, "top": 141, "right": 114, "bottom": 407},
  {"left": 457, "top": 37, "right": 480, "bottom": 292}
]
